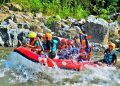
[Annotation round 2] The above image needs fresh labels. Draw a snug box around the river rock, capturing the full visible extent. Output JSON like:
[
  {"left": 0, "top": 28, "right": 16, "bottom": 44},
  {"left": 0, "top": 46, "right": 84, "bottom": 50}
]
[
  {"left": 0, "top": 36, "right": 4, "bottom": 46},
  {"left": 40, "top": 23, "right": 51, "bottom": 33},
  {"left": 33, "top": 12, "right": 45, "bottom": 22},
  {"left": 82, "top": 16, "right": 109, "bottom": 44},
  {"left": 0, "top": 28, "right": 9, "bottom": 46},
  {"left": 87, "top": 15, "right": 109, "bottom": 27},
  {"left": 17, "top": 22, "right": 30, "bottom": 29},
  {"left": 29, "top": 24, "right": 43, "bottom": 33},
  {"left": 5, "top": 3, "right": 22, "bottom": 11},
  {"left": 12, "top": 13, "right": 33, "bottom": 23}
]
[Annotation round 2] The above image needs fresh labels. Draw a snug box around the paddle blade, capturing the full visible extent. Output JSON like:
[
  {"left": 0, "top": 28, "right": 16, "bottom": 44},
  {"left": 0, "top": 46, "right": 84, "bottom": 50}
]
[{"left": 86, "top": 35, "right": 92, "bottom": 39}]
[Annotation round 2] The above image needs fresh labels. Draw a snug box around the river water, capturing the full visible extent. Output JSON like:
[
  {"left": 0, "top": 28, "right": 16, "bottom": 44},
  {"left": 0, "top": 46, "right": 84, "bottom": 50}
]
[{"left": 0, "top": 51, "right": 120, "bottom": 86}]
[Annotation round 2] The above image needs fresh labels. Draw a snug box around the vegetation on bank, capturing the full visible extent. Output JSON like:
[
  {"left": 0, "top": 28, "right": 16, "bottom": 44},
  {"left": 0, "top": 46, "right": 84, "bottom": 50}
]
[{"left": 0, "top": 0, "right": 120, "bottom": 19}]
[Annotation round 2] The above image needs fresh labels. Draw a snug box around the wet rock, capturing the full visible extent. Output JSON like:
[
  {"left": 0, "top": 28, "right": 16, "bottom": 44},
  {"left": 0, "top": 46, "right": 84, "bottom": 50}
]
[
  {"left": 1, "top": 19, "right": 18, "bottom": 29},
  {"left": 61, "top": 22, "right": 69, "bottom": 31},
  {"left": 0, "top": 28, "right": 9, "bottom": 46},
  {"left": 40, "top": 23, "right": 51, "bottom": 33},
  {"left": 83, "top": 21, "right": 108, "bottom": 44},
  {"left": 80, "top": 15, "right": 109, "bottom": 44},
  {"left": 87, "top": 15, "right": 109, "bottom": 27},
  {"left": 50, "top": 21, "right": 62, "bottom": 32},
  {"left": 12, "top": 13, "right": 33, "bottom": 23},
  {"left": 0, "top": 36, "right": 4, "bottom": 46},
  {"left": 30, "top": 24, "right": 43, "bottom": 33}
]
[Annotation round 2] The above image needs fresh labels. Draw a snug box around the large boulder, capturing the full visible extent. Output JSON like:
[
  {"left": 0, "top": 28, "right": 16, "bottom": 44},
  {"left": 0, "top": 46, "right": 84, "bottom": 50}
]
[
  {"left": 82, "top": 15, "right": 109, "bottom": 44},
  {"left": 12, "top": 13, "right": 33, "bottom": 23}
]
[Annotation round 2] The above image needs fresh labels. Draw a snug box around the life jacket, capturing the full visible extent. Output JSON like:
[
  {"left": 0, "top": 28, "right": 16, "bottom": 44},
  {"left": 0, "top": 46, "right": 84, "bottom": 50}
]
[
  {"left": 59, "top": 44, "right": 66, "bottom": 50},
  {"left": 30, "top": 37, "right": 41, "bottom": 51},
  {"left": 45, "top": 40, "right": 51, "bottom": 52},
  {"left": 30, "top": 37, "right": 39, "bottom": 46},
  {"left": 104, "top": 49, "right": 115, "bottom": 65},
  {"left": 59, "top": 48, "right": 69, "bottom": 59},
  {"left": 69, "top": 47, "right": 79, "bottom": 55},
  {"left": 78, "top": 46, "right": 92, "bottom": 61},
  {"left": 81, "top": 40, "right": 86, "bottom": 48},
  {"left": 51, "top": 39, "right": 58, "bottom": 53}
]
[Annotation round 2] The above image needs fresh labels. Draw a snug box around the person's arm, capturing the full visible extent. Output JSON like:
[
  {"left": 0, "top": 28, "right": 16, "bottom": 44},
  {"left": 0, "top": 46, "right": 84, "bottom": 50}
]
[
  {"left": 113, "top": 59, "right": 117, "bottom": 66},
  {"left": 26, "top": 43, "right": 35, "bottom": 48},
  {"left": 113, "top": 54, "right": 117, "bottom": 66}
]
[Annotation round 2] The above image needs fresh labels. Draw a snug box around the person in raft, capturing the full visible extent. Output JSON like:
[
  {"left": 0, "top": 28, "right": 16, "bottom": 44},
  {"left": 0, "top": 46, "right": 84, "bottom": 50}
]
[
  {"left": 77, "top": 32, "right": 92, "bottom": 61},
  {"left": 42, "top": 33, "right": 58, "bottom": 59},
  {"left": 25, "top": 31, "right": 42, "bottom": 54},
  {"left": 95, "top": 42, "right": 118, "bottom": 66}
]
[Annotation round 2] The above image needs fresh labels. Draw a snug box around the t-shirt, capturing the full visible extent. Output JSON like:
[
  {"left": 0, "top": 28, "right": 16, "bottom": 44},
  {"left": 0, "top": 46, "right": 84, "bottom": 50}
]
[
  {"left": 104, "top": 48, "right": 117, "bottom": 63},
  {"left": 34, "top": 40, "right": 40, "bottom": 47}
]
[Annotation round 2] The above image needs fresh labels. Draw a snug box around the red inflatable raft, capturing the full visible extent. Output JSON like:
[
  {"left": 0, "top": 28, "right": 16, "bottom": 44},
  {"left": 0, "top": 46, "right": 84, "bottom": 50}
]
[{"left": 14, "top": 47, "right": 97, "bottom": 70}]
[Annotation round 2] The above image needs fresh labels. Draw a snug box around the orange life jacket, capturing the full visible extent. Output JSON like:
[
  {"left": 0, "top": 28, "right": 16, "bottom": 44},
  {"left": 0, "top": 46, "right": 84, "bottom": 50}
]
[
  {"left": 29, "top": 37, "right": 41, "bottom": 52},
  {"left": 30, "top": 37, "right": 39, "bottom": 46},
  {"left": 79, "top": 46, "right": 92, "bottom": 61},
  {"left": 81, "top": 40, "right": 86, "bottom": 48}
]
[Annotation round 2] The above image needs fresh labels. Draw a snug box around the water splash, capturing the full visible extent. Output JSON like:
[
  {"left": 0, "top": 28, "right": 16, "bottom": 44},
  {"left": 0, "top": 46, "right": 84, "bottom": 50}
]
[{"left": 0, "top": 52, "right": 120, "bottom": 86}]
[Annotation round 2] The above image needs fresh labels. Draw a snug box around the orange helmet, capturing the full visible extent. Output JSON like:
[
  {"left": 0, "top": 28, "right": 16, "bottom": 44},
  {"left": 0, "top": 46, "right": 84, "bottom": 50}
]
[{"left": 45, "top": 33, "right": 52, "bottom": 40}]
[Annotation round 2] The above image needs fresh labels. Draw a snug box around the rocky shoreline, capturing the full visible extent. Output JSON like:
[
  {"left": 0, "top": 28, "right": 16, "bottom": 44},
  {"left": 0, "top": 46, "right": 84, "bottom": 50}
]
[{"left": 0, "top": 3, "right": 120, "bottom": 51}]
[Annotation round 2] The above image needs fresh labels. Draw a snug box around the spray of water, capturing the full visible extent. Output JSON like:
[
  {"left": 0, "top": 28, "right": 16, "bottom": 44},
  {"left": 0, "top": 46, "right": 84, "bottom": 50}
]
[{"left": 0, "top": 52, "right": 120, "bottom": 86}]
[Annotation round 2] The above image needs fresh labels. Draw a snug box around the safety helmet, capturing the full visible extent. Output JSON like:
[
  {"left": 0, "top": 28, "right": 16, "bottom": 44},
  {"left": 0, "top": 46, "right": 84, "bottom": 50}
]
[
  {"left": 67, "top": 40, "right": 74, "bottom": 45},
  {"left": 28, "top": 32, "right": 36, "bottom": 38},
  {"left": 45, "top": 33, "right": 52, "bottom": 40},
  {"left": 61, "top": 38, "right": 67, "bottom": 44},
  {"left": 109, "top": 42, "right": 116, "bottom": 50}
]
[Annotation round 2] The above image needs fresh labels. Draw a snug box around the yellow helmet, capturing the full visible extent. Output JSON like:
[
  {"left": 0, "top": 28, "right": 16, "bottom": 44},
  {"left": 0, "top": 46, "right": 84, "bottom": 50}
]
[
  {"left": 28, "top": 32, "right": 36, "bottom": 38},
  {"left": 109, "top": 42, "right": 116, "bottom": 50},
  {"left": 45, "top": 33, "right": 52, "bottom": 40}
]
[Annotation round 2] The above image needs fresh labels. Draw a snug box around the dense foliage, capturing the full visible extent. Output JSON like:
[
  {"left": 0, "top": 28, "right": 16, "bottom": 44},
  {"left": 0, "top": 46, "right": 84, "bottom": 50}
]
[{"left": 0, "top": 0, "right": 120, "bottom": 19}]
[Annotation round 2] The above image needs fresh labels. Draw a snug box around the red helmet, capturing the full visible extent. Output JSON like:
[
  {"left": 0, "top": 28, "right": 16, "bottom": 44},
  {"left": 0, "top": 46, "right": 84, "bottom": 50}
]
[
  {"left": 67, "top": 40, "right": 74, "bottom": 45},
  {"left": 61, "top": 38, "right": 67, "bottom": 44}
]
